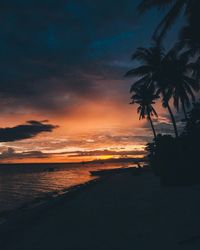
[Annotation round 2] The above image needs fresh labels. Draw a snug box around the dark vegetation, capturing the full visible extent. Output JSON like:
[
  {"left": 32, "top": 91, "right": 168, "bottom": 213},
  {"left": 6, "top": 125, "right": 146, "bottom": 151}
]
[
  {"left": 146, "top": 102, "right": 200, "bottom": 185},
  {"left": 126, "top": 0, "right": 200, "bottom": 185}
]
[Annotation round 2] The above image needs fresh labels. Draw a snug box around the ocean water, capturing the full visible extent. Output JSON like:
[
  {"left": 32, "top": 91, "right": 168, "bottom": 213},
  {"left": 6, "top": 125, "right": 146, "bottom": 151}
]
[{"left": 0, "top": 162, "right": 134, "bottom": 213}]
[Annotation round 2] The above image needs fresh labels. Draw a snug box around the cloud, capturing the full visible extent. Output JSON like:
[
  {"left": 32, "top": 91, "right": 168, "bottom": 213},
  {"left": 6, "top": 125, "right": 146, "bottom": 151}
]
[
  {"left": 67, "top": 149, "right": 145, "bottom": 157},
  {"left": 0, "top": 147, "right": 145, "bottom": 162},
  {"left": 0, "top": 0, "right": 165, "bottom": 115},
  {"left": 0, "top": 120, "right": 58, "bottom": 142},
  {"left": 0, "top": 147, "right": 49, "bottom": 160}
]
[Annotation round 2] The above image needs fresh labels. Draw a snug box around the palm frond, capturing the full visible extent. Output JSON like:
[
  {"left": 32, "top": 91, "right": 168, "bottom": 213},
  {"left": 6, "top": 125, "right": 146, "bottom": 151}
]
[
  {"left": 125, "top": 65, "right": 152, "bottom": 77},
  {"left": 183, "top": 82, "right": 196, "bottom": 102},
  {"left": 183, "top": 76, "right": 200, "bottom": 91},
  {"left": 153, "top": 0, "right": 185, "bottom": 41},
  {"left": 131, "top": 47, "right": 152, "bottom": 62},
  {"left": 130, "top": 76, "right": 151, "bottom": 93}
]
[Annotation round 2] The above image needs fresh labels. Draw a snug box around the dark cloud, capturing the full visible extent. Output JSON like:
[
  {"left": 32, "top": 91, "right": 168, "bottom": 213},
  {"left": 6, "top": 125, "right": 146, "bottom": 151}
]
[
  {"left": 0, "top": 0, "right": 171, "bottom": 114},
  {"left": 0, "top": 147, "right": 146, "bottom": 163},
  {"left": 67, "top": 149, "right": 145, "bottom": 157},
  {"left": 0, "top": 147, "right": 145, "bottom": 161},
  {"left": 0, "top": 148, "right": 49, "bottom": 160},
  {"left": 0, "top": 120, "right": 58, "bottom": 142},
  {"left": 139, "top": 112, "right": 187, "bottom": 135}
]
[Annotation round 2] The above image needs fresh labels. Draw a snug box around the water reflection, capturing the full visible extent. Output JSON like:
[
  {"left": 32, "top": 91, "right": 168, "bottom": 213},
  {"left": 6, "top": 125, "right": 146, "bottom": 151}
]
[{"left": 0, "top": 162, "right": 133, "bottom": 212}]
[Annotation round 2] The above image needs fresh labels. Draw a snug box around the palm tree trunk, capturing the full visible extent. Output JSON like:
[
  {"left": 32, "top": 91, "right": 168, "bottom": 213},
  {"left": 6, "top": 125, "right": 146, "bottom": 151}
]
[
  {"left": 161, "top": 90, "right": 179, "bottom": 138},
  {"left": 148, "top": 115, "right": 157, "bottom": 140},
  {"left": 166, "top": 103, "right": 179, "bottom": 138}
]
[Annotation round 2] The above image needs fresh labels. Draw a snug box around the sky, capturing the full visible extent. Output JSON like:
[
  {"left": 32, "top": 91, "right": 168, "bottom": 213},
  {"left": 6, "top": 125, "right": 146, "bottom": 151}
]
[{"left": 0, "top": 0, "right": 184, "bottom": 163}]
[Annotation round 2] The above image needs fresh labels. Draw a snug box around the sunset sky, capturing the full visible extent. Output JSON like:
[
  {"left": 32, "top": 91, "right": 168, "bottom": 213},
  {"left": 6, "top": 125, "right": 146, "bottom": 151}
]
[{"left": 0, "top": 0, "right": 183, "bottom": 163}]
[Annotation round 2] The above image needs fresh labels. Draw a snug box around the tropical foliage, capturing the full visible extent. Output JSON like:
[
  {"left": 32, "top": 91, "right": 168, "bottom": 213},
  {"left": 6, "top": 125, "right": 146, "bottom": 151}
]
[
  {"left": 126, "top": 0, "right": 200, "bottom": 185},
  {"left": 146, "top": 102, "right": 200, "bottom": 185},
  {"left": 138, "top": 0, "right": 200, "bottom": 45},
  {"left": 130, "top": 84, "right": 159, "bottom": 139},
  {"left": 126, "top": 43, "right": 200, "bottom": 137}
]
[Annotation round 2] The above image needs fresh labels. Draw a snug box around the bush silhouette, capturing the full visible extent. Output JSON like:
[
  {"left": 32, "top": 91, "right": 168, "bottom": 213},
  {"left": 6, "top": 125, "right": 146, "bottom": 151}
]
[{"left": 146, "top": 102, "right": 200, "bottom": 186}]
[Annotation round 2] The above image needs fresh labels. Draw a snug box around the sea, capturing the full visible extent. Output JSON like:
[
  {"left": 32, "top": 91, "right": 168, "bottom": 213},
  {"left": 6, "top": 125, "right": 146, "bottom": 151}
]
[{"left": 0, "top": 162, "right": 136, "bottom": 214}]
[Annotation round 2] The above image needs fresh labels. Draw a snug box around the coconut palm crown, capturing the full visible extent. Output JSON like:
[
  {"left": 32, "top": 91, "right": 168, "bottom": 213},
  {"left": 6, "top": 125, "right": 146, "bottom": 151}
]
[
  {"left": 126, "top": 42, "right": 180, "bottom": 137},
  {"left": 131, "top": 84, "right": 159, "bottom": 139}
]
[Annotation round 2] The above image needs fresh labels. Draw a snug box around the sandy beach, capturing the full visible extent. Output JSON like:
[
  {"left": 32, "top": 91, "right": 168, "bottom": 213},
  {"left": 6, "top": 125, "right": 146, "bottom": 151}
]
[{"left": 1, "top": 170, "right": 200, "bottom": 250}]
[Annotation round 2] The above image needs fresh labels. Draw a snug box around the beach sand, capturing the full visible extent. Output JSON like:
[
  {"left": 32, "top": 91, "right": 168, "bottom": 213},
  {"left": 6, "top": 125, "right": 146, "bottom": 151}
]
[{"left": 1, "top": 171, "right": 200, "bottom": 250}]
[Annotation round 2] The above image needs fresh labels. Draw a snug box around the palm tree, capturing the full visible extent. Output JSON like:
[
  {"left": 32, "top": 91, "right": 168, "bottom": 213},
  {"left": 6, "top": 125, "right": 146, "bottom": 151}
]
[
  {"left": 131, "top": 84, "right": 159, "bottom": 139},
  {"left": 163, "top": 48, "right": 200, "bottom": 119},
  {"left": 138, "top": 0, "right": 200, "bottom": 45},
  {"left": 125, "top": 43, "right": 179, "bottom": 137}
]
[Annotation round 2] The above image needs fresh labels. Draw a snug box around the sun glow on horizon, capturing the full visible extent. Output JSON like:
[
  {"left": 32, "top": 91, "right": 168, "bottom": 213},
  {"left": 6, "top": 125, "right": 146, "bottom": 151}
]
[
  {"left": 0, "top": 91, "right": 154, "bottom": 164},
  {"left": 0, "top": 134, "right": 147, "bottom": 163}
]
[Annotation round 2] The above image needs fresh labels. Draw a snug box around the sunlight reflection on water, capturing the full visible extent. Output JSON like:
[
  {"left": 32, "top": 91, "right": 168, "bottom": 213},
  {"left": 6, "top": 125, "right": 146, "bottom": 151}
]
[{"left": 0, "top": 162, "right": 135, "bottom": 212}]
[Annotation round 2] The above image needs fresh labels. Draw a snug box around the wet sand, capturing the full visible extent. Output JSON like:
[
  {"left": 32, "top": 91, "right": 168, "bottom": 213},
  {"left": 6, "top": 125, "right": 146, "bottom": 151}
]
[{"left": 1, "top": 171, "right": 200, "bottom": 250}]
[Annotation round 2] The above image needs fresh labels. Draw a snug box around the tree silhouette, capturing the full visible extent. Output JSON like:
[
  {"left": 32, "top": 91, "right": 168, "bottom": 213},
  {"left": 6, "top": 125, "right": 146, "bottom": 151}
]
[
  {"left": 132, "top": 1, "right": 200, "bottom": 185},
  {"left": 146, "top": 102, "right": 200, "bottom": 185},
  {"left": 126, "top": 43, "right": 179, "bottom": 137},
  {"left": 138, "top": 0, "right": 200, "bottom": 45},
  {"left": 185, "top": 101, "right": 200, "bottom": 135},
  {"left": 163, "top": 48, "right": 200, "bottom": 119},
  {"left": 130, "top": 84, "right": 159, "bottom": 139}
]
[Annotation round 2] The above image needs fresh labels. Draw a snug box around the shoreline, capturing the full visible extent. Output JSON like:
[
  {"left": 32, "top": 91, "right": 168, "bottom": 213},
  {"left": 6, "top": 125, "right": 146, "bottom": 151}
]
[
  {"left": 1, "top": 167, "right": 200, "bottom": 250},
  {"left": 0, "top": 167, "right": 139, "bottom": 229},
  {"left": 0, "top": 166, "right": 139, "bottom": 229},
  {"left": 0, "top": 175, "right": 108, "bottom": 249},
  {"left": 0, "top": 168, "right": 142, "bottom": 250},
  {"left": 0, "top": 169, "right": 200, "bottom": 250},
  {"left": 0, "top": 167, "right": 145, "bottom": 248},
  {"left": 0, "top": 176, "right": 100, "bottom": 227},
  {"left": 0, "top": 166, "right": 142, "bottom": 225}
]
